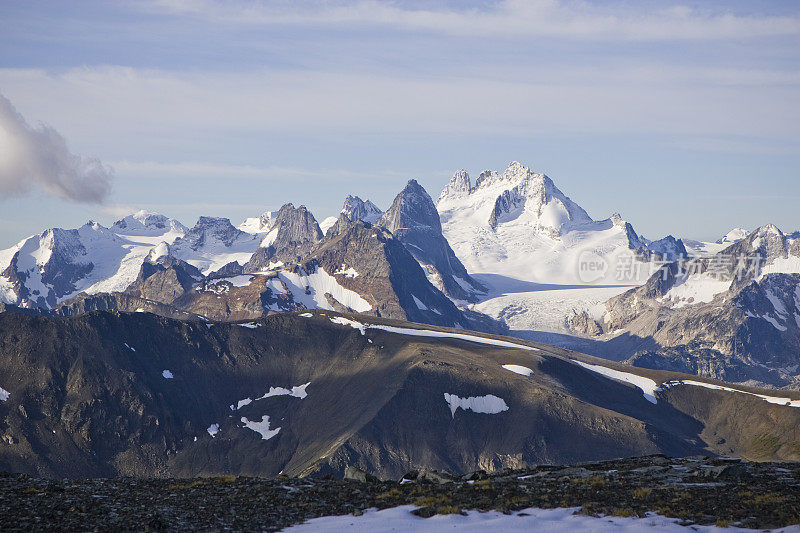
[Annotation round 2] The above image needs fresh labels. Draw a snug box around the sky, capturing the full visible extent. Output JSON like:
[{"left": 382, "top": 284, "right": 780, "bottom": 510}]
[{"left": 0, "top": 0, "right": 798, "bottom": 246}]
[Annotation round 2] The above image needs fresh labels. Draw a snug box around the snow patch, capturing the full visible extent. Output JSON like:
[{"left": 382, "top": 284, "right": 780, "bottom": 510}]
[
  {"left": 444, "top": 393, "right": 509, "bottom": 417},
  {"left": 256, "top": 382, "right": 310, "bottom": 400},
  {"left": 282, "top": 504, "right": 766, "bottom": 532},
  {"left": 207, "top": 423, "right": 219, "bottom": 437},
  {"left": 0, "top": 386, "right": 9, "bottom": 402},
  {"left": 319, "top": 216, "right": 338, "bottom": 235},
  {"left": 333, "top": 264, "right": 359, "bottom": 278},
  {"left": 210, "top": 275, "right": 254, "bottom": 288},
  {"left": 660, "top": 273, "right": 732, "bottom": 309},
  {"left": 368, "top": 324, "right": 538, "bottom": 352},
  {"left": 329, "top": 316, "right": 367, "bottom": 334},
  {"left": 241, "top": 415, "right": 281, "bottom": 440},
  {"left": 260, "top": 227, "right": 280, "bottom": 248},
  {"left": 502, "top": 364, "right": 533, "bottom": 376},
  {"left": 761, "top": 314, "right": 788, "bottom": 331},
  {"left": 411, "top": 295, "right": 428, "bottom": 311},
  {"left": 664, "top": 380, "right": 800, "bottom": 408},
  {"left": 162, "top": 370, "right": 174, "bottom": 379},
  {"left": 573, "top": 360, "right": 660, "bottom": 404},
  {"left": 279, "top": 267, "right": 372, "bottom": 312}
]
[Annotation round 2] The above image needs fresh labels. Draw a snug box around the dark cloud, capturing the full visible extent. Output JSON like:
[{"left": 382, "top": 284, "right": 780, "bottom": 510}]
[{"left": 0, "top": 94, "right": 112, "bottom": 203}]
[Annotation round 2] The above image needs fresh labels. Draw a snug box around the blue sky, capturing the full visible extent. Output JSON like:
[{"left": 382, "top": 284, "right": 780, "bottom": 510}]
[{"left": 0, "top": 0, "right": 798, "bottom": 245}]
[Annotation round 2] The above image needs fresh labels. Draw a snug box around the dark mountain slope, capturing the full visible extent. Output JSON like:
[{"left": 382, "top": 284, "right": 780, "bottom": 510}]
[{"left": 1, "top": 309, "right": 800, "bottom": 479}]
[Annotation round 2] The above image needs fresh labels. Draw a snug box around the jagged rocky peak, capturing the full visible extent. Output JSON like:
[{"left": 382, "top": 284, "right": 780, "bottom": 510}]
[
  {"left": 439, "top": 161, "right": 592, "bottom": 235},
  {"left": 268, "top": 203, "right": 323, "bottom": 244},
  {"left": 325, "top": 213, "right": 356, "bottom": 239},
  {"left": 184, "top": 216, "right": 245, "bottom": 249},
  {"left": 244, "top": 204, "right": 323, "bottom": 270},
  {"left": 645, "top": 235, "right": 688, "bottom": 262},
  {"left": 378, "top": 179, "right": 485, "bottom": 302},
  {"left": 378, "top": 179, "right": 442, "bottom": 233},
  {"left": 726, "top": 224, "right": 788, "bottom": 262},
  {"left": 494, "top": 162, "right": 592, "bottom": 232},
  {"left": 437, "top": 169, "right": 471, "bottom": 202},
  {"left": 112, "top": 210, "right": 185, "bottom": 236},
  {"left": 341, "top": 195, "right": 383, "bottom": 224}
]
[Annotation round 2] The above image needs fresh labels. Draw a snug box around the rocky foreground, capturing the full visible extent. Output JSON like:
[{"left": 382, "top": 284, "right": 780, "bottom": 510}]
[{"left": 2, "top": 455, "right": 800, "bottom": 531}]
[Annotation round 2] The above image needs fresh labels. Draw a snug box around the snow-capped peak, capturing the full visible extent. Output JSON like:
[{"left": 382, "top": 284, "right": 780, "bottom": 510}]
[
  {"left": 438, "top": 161, "right": 592, "bottom": 236},
  {"left": 112, "top": 211, "right": 186, "bottom": 237},
  {"left": 146, "top": 241, "right": 171, "bottom": 262},
  {"left": 437, "top": 169, "right": 471, "bottom": 202},
  {"left": 342, "top": 195, "right": 382, "bottom": 224},
  {"left": 717, "top": 228, "right": 749, "bottom": 245},
  {"left": 238, "top": 210, "right": 277, "bottom": 234}
]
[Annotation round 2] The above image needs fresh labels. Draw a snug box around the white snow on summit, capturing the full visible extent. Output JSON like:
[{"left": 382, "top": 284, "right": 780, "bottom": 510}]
[
  {"left": 436, "top": 162, "right": 645, "bottom": 286},
  {"left": 435, "top": 162, "right": 649, "bottom": 339}
]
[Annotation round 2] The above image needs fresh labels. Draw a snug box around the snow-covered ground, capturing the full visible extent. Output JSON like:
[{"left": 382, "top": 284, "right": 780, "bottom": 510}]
[
  {"left": 279, "top": 268, "right": 372, "bottom": 312},
  {"left": 472, "top": 282, "right": 630, "bottom": 337},
  {"left": 283, "top": 505, "right": 778, "bottom": 532},
  {"left": 658, "top": 273, "right": 732, "bottom": 309}
]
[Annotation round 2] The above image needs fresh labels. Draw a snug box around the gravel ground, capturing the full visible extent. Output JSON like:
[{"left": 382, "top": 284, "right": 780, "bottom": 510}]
[{"left": 2, "top": 455, "right": 800, "bottom": 531}]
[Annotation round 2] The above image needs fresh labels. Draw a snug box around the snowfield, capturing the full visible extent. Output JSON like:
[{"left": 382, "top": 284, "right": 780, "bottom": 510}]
[
  {"left": 283, "top": 505, "right": 767, "bottom": 532},
  {"left": 279, "top": 267, "right": 372, "bottom": 312},
  {"left": 472, "top": 283, "right": 630, "bottom": 338},
  {"left": 659, "top": 273, "right": 732, "bottom": 309}
]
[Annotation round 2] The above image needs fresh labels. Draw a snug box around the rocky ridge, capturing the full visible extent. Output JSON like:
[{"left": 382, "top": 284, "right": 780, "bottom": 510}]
[{"left": 2, "top": 455, "right": 799, "bottom": 530}]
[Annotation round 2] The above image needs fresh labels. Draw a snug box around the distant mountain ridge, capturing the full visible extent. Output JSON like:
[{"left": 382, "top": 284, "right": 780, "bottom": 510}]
[{"left": 1, "top": 161, "right": 797, "bottom": 389}]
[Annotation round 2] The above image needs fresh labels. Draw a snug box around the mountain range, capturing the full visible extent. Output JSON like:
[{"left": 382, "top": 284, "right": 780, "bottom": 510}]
[{"left": 1, "top": 161, "right": 798, "bottom": 392}]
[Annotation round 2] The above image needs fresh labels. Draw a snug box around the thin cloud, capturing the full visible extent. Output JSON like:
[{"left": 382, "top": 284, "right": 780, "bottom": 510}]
[
  {"left": 146, "top": 0, "right": 800, "bottom": 41},
  {"left": 0, "top": 94, "right": 112, "bottom": 203},
  {"left": 2, "top": 66, "right": 797, "bottom": 144}
]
